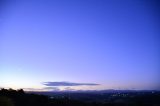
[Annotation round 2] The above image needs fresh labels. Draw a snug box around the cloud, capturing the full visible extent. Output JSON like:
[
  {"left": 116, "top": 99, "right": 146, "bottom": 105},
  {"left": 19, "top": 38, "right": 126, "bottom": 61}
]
[
  {"left": 43, "top": 87, "right": 60, "bottom": 91},
  {"left": 64, "top": 87, "right": 75, "bottom": 91},
  {"left": 23, "top": 87, "right": 60, "bottom": 91},
  {"left": 23, "top": 88, "right": 43, "bottom": 91},
  {"left": 42, "top": 81, "right": 100, "bottom": 86}
]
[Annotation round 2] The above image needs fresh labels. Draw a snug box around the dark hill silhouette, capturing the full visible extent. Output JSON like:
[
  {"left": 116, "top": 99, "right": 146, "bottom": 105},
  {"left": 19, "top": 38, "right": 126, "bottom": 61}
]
[{"left": 0, "top": 88, "right": 160, "bottom": 106}]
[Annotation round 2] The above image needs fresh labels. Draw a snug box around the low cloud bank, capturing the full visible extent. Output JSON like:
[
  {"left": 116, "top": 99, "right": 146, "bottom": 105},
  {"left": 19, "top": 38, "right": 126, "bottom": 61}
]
[{"left": 43, "top": 81, "right": 100, "bottom": 86}]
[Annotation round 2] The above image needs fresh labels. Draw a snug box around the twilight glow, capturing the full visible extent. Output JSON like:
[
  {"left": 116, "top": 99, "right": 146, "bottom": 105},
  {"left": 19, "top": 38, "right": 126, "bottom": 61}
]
[{"left": 0, "top": 0, "right": 159, "bottom": 91}]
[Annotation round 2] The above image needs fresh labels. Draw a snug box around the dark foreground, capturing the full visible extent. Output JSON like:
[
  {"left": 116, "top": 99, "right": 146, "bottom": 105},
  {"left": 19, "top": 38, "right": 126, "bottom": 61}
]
[{"left": 0, "top": 88, "right": 160, "bottom": 106}]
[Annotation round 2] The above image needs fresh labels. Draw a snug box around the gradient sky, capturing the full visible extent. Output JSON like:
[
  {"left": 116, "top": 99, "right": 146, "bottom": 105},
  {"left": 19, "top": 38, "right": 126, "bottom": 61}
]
[{"left": 0, "top": 0, "right": 160, "bottom": 91}]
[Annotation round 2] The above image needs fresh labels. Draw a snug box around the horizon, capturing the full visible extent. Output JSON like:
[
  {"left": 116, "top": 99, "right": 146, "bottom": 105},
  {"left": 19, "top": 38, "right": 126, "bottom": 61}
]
[
  {"left": 1, "top": 87, "right": 160, "bottom": 92},
  {"left": 0, "top": 0, "right": 160, "bottom": 91}
]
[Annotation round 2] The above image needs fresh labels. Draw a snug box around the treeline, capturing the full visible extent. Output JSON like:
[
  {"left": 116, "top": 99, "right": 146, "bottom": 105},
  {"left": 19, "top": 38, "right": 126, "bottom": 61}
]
[
  {"left": 0, "top": 88, "right": 160, "bottom": 106},
  {"left": 1, "top": 88, "right": 94, "bottom": 106}
]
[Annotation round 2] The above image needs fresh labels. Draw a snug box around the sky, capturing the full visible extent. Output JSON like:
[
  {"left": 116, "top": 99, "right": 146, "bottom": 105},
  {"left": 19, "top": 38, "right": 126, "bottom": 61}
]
[{"left": 0, "top": 0, "right": 160, "bottom": 91}]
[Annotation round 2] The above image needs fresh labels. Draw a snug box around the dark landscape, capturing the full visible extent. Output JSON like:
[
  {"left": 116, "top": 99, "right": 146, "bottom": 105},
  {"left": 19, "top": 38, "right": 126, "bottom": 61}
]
[{"left": 0, "top": 88, "right": 160, "bottom": 106}]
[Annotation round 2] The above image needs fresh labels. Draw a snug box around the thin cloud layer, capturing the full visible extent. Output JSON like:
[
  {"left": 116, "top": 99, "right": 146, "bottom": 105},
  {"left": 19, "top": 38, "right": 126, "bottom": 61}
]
[
  {"left": 64, "top": 87, "right": 75, "bottom": 91},
  {"left": 43, "top": 81, "right": 100, "bottom": 86},
  {"left": 23, "top": 87, "right": 60, "bottom": 91},
  {"left": 43, "top": 87, "right": 60, "bottom": 91}
]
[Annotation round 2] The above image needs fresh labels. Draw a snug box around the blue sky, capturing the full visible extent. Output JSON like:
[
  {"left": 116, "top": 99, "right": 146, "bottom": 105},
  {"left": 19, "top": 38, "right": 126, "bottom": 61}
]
[{"left": 0, "top": 0, "right": 159, "bottom": 91}]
